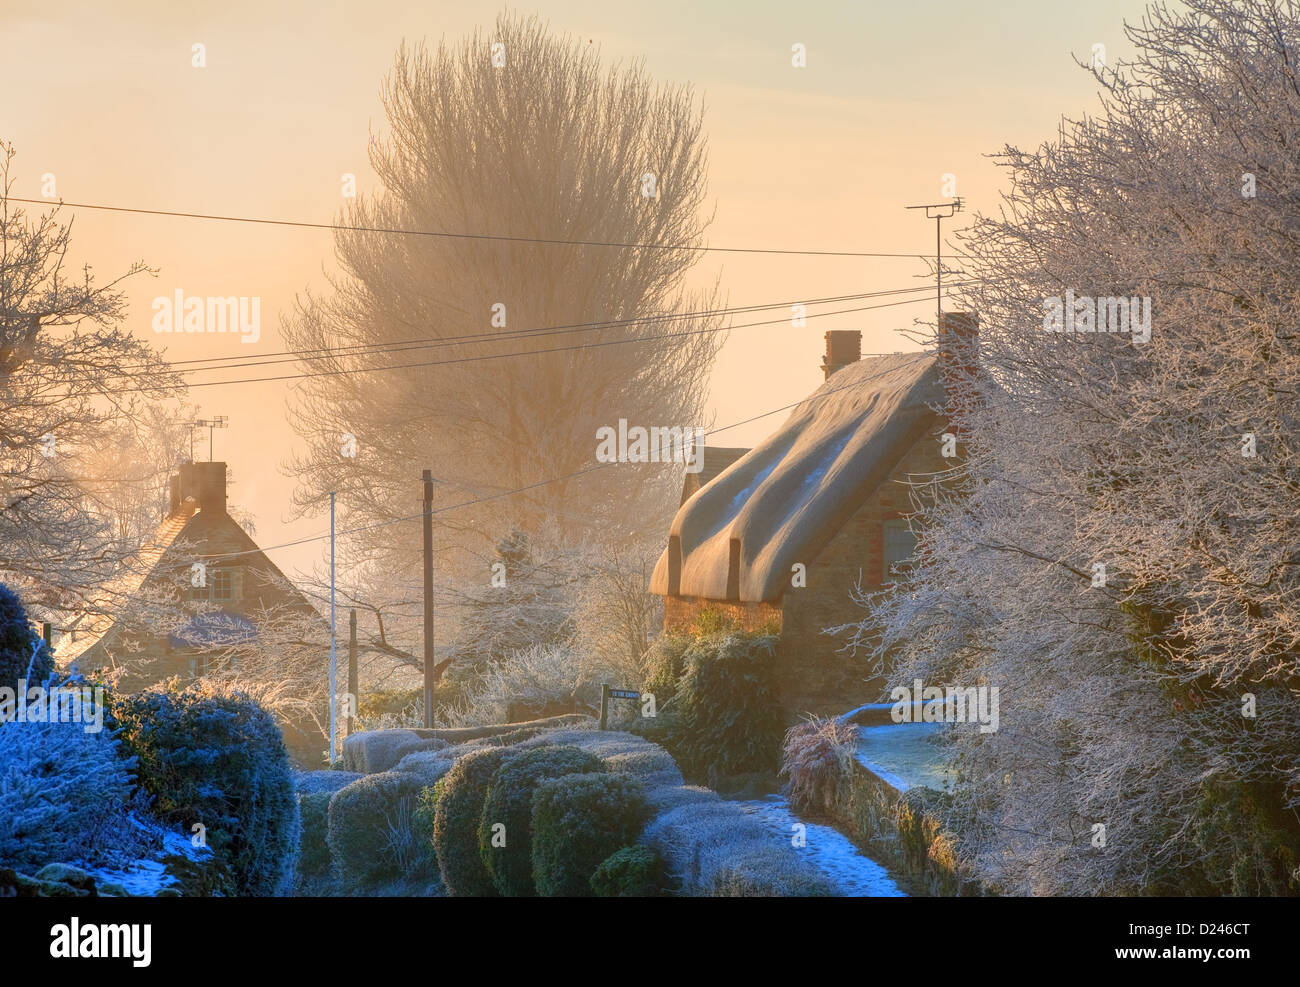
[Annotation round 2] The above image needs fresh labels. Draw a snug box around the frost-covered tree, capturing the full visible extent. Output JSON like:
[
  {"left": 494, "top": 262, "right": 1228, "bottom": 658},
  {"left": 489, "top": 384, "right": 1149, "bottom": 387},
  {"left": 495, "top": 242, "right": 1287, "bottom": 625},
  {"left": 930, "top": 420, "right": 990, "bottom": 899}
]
[
  {"left": 281, "top": 12, "right": 723, "bottom": 617},
  {"left": 851, "top": 0, "right": 1300, "bottom": 895},
  {"left": 0, "top": 141, "right": 183, "bottom": 617}
]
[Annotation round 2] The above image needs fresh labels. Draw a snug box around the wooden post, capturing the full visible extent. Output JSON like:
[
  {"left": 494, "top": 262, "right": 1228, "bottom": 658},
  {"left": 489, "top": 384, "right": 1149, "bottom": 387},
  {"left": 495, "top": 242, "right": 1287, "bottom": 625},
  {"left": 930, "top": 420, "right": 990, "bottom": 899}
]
[
  {"left": 41, "top": 622, "right": 53, "bottom": 650},
  {"left": 599, "top": 683, "right": 610, "bottom": 731},
  {"left": 422, "top": 469, "right": 435, "bottom": 728},
  {"left": 347, "top": 608, "right": 358, "bottom": 737}
]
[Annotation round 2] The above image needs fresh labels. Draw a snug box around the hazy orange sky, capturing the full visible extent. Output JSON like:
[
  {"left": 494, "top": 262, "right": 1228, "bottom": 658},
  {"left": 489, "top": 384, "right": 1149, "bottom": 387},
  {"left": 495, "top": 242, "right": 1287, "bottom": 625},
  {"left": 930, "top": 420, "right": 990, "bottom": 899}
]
[{"left": 1, "top": 0, "right": 1151, "bottom": 579}]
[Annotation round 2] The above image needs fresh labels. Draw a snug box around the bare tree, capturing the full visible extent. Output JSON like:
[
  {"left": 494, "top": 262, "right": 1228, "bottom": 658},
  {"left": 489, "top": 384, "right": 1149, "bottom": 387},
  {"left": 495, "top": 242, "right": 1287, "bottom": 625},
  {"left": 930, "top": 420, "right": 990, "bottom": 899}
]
[
  {"left": 0, "top": 141, "right": 184, "bottom": 618},
  {"left": 847, "top": 0, "right": 1300, "bottom": 895},
  {"left": 281, "top": 12, "right": 724, "bottom": 600}
]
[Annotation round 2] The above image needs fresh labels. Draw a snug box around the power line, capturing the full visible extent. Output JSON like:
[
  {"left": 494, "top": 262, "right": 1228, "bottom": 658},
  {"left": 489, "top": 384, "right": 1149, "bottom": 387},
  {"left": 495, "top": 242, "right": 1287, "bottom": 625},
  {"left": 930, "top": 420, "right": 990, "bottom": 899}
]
[
  {"left": 122, "top": 283, "right": 959, "bottom": 377},
  {"left": 114, "top": 293, "right": 936, "bottom": 393},
  {"left": 198, "top": 353, "right": 934, "bottom": 564},
  {"left": 6, "top": 195, "right": 937, "bottom": 259}
]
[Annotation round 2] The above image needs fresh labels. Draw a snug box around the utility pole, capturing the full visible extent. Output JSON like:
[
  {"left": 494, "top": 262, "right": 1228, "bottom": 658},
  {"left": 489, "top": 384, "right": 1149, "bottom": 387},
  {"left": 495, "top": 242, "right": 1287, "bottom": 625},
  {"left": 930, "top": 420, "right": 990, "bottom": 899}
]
[
  {"left": 422, "top": 469, "right": 435, "bottom": 728},
  {"left": 905, "top": 198, "right": 964, "bottom": 331},
  {"left": 329, "top": 490, "right": 337, "bottom": 765},
  {"left": 192, "top": 416, "right": 229, "bottom": 462},
  {"left": 347, "top": 608, "right": 358, "bottom": 737}
]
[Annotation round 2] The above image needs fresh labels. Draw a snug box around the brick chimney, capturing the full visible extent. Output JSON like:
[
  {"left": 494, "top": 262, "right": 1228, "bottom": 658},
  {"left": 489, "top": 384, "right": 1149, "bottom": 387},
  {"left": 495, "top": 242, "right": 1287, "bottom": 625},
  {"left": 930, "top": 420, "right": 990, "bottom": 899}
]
[
  {"left": 822, "top": 330, "right": 862, "bottom": 380},
  {"left": 937, "top": 311, "right": 979, "bottom": 415},
  {"left": 176, "top": 461, "right": 228, "bottom": 515}
]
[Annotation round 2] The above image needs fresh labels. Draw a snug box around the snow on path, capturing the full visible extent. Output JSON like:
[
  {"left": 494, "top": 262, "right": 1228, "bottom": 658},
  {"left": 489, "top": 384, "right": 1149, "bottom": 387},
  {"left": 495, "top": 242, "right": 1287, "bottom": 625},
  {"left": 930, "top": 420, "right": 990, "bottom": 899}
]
[{"left": 734, "top": 794, "right": 906, "bottom": 897}]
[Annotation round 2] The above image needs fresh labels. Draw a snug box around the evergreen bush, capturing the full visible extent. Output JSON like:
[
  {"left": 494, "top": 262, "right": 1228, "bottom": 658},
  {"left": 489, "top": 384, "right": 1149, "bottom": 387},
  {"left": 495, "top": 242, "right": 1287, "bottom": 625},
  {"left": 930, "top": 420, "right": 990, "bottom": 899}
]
[{"left": 530, "top": 772, "right": 649, "bottom": 896}]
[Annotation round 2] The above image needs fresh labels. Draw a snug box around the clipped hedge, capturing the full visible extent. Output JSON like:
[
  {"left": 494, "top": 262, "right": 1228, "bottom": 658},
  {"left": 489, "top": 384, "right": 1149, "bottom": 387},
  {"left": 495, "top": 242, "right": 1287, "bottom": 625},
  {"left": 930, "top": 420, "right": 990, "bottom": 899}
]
[
  {"left": 326, "top": 771, "right": 426, "bottom": 889},
  {"left": 294, "top": 771, "right": 361, "bottom": 878},
  {"left": 642, "top": 799, "right": 834, "bottom": 897},
  {"left": 531, "top": 773, "right": 650, "bottom": 897},
  {"left": 111, "top": 684, "right": 300, "bottom": 896},
  {"left": 342, "top": 729, "right": 446, "bottom": 774},
  {"left": 590, "top": 845, "right": 671, "bottom": 897},
  {"left": 479, "top": 745, "right": 603, "bottom": 896},
  {"left": 671, "top": 632, "right": 784, "bottom": 783},
  {"left": 433, "top": 747, "right": 517, "bottom": 897}
]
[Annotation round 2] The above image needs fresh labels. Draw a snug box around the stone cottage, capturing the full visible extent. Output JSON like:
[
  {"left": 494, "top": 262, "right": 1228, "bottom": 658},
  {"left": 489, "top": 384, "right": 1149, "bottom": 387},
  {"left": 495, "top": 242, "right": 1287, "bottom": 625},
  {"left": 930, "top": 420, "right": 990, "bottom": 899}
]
[
  {"left": 648, "top": 314, "right": 978, "bottom": 716},
  {"left": 56, "top": 461, "right": 329, "bottom": 764}
]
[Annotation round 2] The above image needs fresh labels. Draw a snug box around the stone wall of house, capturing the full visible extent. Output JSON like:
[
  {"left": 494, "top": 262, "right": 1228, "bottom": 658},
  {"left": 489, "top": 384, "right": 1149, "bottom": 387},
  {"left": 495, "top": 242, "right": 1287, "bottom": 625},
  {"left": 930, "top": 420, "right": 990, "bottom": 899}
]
[
  {"left": 660, "top": 427, "right": 953, "bottom": 720},
  {"left": 775, "top": 430, "right": 951, "bottom": 715},
  {"left": 662, "top": 595, "right": 782, "bottom": 635}
]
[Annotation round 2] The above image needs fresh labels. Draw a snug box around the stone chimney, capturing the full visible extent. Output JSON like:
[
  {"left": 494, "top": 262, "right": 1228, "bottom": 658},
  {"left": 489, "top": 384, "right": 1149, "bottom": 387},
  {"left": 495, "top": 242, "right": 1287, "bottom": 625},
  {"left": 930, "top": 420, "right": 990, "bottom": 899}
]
[
  {"left": 822, "top": 330, "right": 862, "bottom": 380},
  {"left": 937, "top": 311, "right": 980, "bottom": 416},
  {"left": 176, "top": 461, "right": 228, "bottom": 515}
]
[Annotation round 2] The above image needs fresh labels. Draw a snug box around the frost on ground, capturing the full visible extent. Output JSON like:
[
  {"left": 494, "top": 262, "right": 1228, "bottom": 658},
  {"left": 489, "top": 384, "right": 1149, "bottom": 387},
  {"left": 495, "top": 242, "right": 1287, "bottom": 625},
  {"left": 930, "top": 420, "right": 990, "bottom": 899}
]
[
  {"left": 736, "top": 794, "right": 905, "bottom": 897},
  {"left": 854, "top": 722, "right": 951, "bottom": 793},
  {"left": 80, "top": 814, "right": 214, "bottom": 897}
]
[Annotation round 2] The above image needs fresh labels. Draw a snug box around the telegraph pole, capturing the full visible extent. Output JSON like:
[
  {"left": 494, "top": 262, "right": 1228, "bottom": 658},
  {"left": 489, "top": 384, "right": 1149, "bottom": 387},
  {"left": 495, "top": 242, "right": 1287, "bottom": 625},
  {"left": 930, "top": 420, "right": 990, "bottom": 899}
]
[
  {"left": 422, "top": 469, "right": 435, "bottom": 728},
  {"left": 329, "top": 490, "right": 337, "bottom": 765},
  {"left": 905, "top": 198, "right": 964, "bottom": 331},
  {"left": 347, "top": 608, "right": 358, "bottom": 737}
]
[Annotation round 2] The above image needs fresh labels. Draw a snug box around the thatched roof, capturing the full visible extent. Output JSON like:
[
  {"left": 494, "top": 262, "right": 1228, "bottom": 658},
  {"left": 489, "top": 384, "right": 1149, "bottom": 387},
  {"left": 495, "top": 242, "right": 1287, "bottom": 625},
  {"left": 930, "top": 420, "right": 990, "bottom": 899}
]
[{"left": 649, "top": 352, "right": 945, "bottom": 603}]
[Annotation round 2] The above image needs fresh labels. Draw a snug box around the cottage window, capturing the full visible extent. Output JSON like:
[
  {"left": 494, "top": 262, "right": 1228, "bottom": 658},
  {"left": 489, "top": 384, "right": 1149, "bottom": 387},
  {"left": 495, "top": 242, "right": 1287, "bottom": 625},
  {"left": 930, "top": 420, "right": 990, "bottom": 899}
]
[
  {"left": 211, "top": 569, "right": 234, "bottom": 601},
  {"left": 883, "top": 519, "right": 918, "bottom": 581}
]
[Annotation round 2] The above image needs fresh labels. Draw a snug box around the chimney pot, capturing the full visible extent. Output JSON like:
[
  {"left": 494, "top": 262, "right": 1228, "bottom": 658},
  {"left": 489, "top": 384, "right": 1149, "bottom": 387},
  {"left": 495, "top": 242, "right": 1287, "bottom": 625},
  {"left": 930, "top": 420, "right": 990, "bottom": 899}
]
[
  {"left": 190, "top": 461, "right": 228, "bottom": 515},
  {"left": 938, "top": 311, "right": 980, "bottom": 415},
  {"left": 822, "top": 330, "right": 862, "bottom": 380}
]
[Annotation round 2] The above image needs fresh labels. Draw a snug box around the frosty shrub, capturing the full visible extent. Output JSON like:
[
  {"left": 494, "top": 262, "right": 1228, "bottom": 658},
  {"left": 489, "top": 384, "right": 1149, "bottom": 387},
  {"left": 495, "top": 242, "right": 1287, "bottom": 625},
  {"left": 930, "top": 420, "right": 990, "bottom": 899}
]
[
  {"left": 432, "top": 746, "right": 517, "bottom": 897},
  {"left": 781, "top": 716, "right": 858, "bottom": 816},
  {"left": 642, "top": 799, "right": 832, "bottom": 896},
  {"left": 667, "top": 632, "right": 785, "bottom": 783},
  {"left": 0, "top": 717, "right": 145, "bottom": 872},
  {"left": 601, "top": 749, "right": 683, "bottom": 788},
  {"left": 0, "top": 583, "right": 53, "bottom": 690},
  {"left": 707, "top": 848, "right": 836, "bottom": 897},
  {"left": 589, "top": 844, "right": 671, "bottom": 897},
  {"left": 111, "top": 682, "right": 300, "bottom": 896},
  {"left": 294, "top": 771, "right": 362, "bottom": 877},
  {"left": 296, "top": 792, "right": 335, "bottom": 877},
  {"left": 479, "top": 745, "right": 604, "bottom": 896},
  {"left": 436, "top": 642, "right": 616, "bottom": 728},
  {"left": 530, "top": 773, "right": 650, "bottom": 897},
  {"left": 342, "top": 729, "right": 443, "bottom": 774},
  {"left": 641, "top": 631, "right": 691, "bottom": 706},
  {"left": 326, "top": 771, "right": 427, "bottom": 889}
]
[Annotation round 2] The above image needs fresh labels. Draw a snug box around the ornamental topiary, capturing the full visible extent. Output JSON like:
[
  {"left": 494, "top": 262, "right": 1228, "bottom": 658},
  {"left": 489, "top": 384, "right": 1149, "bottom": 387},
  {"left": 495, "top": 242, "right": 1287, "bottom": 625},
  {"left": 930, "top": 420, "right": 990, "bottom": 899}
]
[
  {"left": 479, "top": 745, "right": 604, "bottom": 896},
  {"left": 432, "top": 747, "right": 516, "bottom": 897},
  {"left": 671, "top": 632, "right": 784, "bottom": 783},
  {"left": 0, "top": 583, "right": 53, "bottom": 690},
  {"left": 111, "top": 682, "right": 300, "bottom": 896},
  {"left": 590, "top": 844, "right": 671, "bottom": 897},
  {"left": 530, "top": 773, "right": 650, "bottom": 897},
  {"left": 326, "top": 771, "right": 427, "bottom": 890}
]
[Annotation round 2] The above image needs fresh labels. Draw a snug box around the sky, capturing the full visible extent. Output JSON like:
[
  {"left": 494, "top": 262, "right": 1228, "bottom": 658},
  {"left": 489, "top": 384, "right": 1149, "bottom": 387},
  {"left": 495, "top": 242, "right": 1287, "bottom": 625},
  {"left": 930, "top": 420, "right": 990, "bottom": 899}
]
[{"left": 0, "top": 0, "right": 1154, "bottom": 579}]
